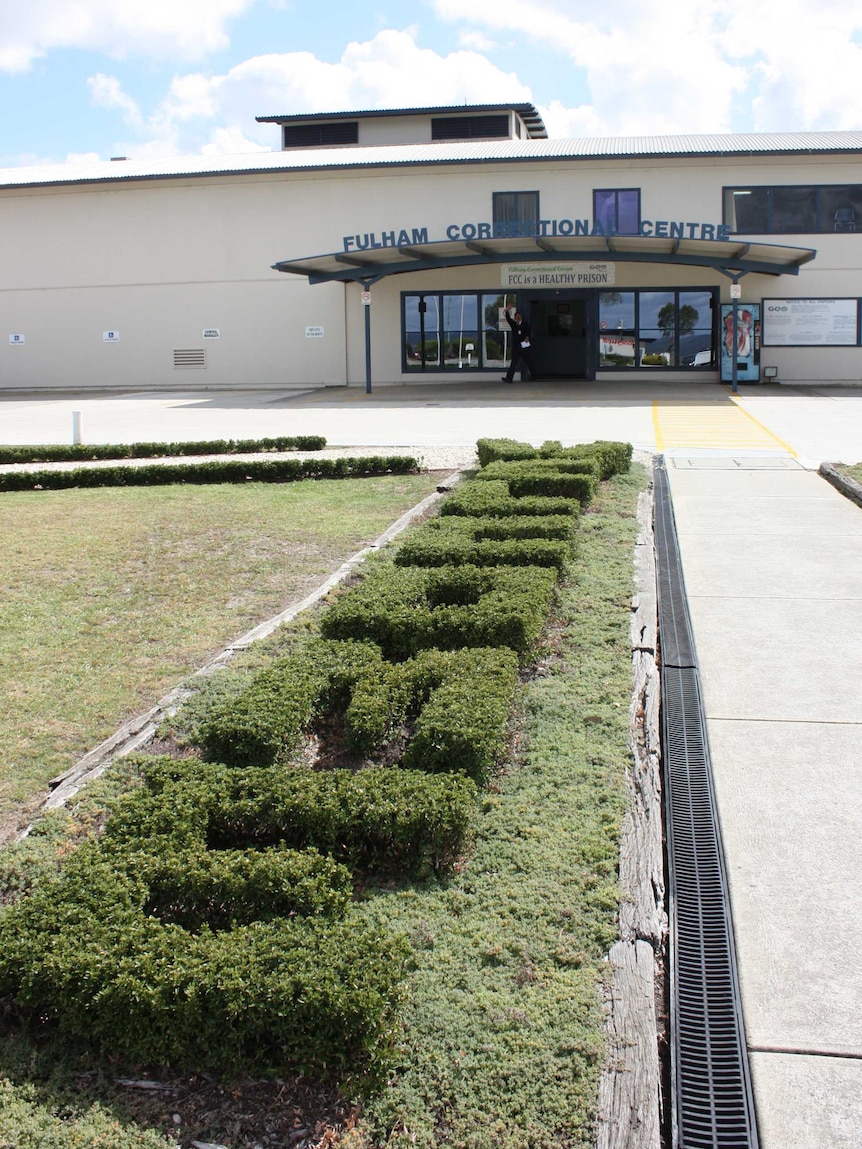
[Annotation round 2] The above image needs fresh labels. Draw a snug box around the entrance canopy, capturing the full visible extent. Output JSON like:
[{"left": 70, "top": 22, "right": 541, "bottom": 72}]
[{"left": 272, "top": 233, "right": 816, "bottom": 284}]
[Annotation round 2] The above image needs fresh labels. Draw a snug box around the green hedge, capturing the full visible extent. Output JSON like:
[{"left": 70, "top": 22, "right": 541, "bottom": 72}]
[
  {"left": 104, "top": 758, "right": 478, "bottom": 877},
  {"left": 403, "top": 648, "right": 519, "bottom": 782},
  {"left": 0, "top": 436, "right": 327, "bottom": 465},
  {"left": 0, "top": 845, "right": 407, "bottom": 1076},
  {"left": 439, "top": 479, "right": 580, "bottom": 520},
  {"left": 475, "top": 438, "right": 538, "bottom": 467},
  {"left": 474, "top": 465, "right": 597, "bottom": 505},
  {"left": 475, "top": 437, "right": 633, "bottom": 480},
  {"left": 395, "top": 534, "right": 571, "bottom": 572},
  {"left": 320, "top": 563, "right": 558, "bottom": 662},
  {"left": 199, "top": 639, "right": 518, "bottom": 782},
  {"left": 139, "top": 844, "right": 352, "bottom": 931},
  {"left": 400, "top": 512, "right": 577, "bottom": 542},
  {"left": 0, "top": 455, "right": 418, "bottom": 493}
]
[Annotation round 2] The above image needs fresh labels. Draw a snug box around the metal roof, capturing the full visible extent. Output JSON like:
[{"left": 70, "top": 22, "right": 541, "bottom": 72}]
[
  {"left": 255, "top": 103, "right": 548, "bottom": 139},
  {"left": 272, "top": 234, "right": 817, "bottom": 284},
  {"left": 2, "top": 130, "right": 861, "bottom": 191}
]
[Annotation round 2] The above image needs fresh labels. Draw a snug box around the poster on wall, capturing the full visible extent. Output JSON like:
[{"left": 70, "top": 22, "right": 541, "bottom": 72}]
[
  {"left": 720, "top": 304, "right": 760, "bottom": 383},
  {"left": 762, "top": 298, "right": 859, "bottom": 346}
]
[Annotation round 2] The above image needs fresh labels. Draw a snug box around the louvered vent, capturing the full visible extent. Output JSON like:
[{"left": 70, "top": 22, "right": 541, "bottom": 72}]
[
  {"left": 173, "top": 348, "right": 206, "bottom": 369},
  {"left": 283, "top": 122, "right": 359, "bottom": 148},
  {"left": 431, "top": 114, "right": 509, "bottom": 141}
]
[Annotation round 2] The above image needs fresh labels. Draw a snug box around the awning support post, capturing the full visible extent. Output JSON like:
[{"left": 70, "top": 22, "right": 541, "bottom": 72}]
[
  {"left": 360, "top": 278, "right": 375, "bottom": 394},
  {"left": 731, "top": 280, "right": 740, "bottom": 394}
]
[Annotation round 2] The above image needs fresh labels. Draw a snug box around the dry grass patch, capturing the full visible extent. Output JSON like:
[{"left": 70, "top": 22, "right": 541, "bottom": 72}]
[{"left": 0, "top": 475, "right": 441, "bottom": 829}]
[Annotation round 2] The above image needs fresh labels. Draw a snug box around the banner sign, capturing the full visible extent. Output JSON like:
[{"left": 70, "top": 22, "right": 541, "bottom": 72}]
[
  {"left": 501, "top": 262, "right": 615, "bottom": 288},
  {"left": 762, "top": 298, "right": 859, "bottom": 346}
]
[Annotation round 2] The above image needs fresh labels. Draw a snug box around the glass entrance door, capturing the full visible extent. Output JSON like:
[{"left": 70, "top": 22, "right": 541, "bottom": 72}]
[{"left": 529, "top": 299, "right": 588, "bottom": 378}]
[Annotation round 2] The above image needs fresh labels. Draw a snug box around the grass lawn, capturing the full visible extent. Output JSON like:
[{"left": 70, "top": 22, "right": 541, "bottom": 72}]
[
  {"left": 0, "top": 474, "right": 441, "bottom": 834},
  {"left": 0, "top": 460, "right": 650, "bottom": 1148}
]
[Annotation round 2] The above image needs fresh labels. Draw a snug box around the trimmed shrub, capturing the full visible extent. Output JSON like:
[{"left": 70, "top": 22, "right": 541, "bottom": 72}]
[
  {"left": 475, "top": 438, "right": 538, "bottom": 467},
  {"left": 320, "top": 563, "right": 558, "bottom": 662},
  {"left": 395, "top": 534, "right": 571, "bottom": 572},
  {"left": 139, "top": 845, "right": 352, "bottom": 931},
  {"left": 402, "top": 648, "right": 519, "bottom": 782},
  {"left": 0, "top": 455, "right": 418, "bottom": 493},
  {"left": 565, "top": 439, "right": 633, "bottom": 479},
  {"left": 479, "top": 457, "right": 601, "bottom": 481},
  {"left": 473, "top": 438, "right": 633, "bottom": 481},
  {"left": 439, "top": 479, "right": 579, "bottom": 519},
  {"left": 475, "top": 465, "right": 597, "bottom": 505},
  {"left": 104, "top": 759, "right": 478, "bottom": 877},
  {"left": 0, "top": 436, "right": 327, "bottom": 465},
  {"left": 198, "top": 639, "right": 405, "bottom": 767},
  {"left": 0, "top": 847, "right": 407, "bottom": 1076},
  {"left": 404, "top": 513, "right": 576, "bottom": 542}
]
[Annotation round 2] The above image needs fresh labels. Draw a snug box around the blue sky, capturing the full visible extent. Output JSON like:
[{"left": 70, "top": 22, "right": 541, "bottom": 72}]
[{"left": 2, "top": 0, "right": 862, "bottom": 168}]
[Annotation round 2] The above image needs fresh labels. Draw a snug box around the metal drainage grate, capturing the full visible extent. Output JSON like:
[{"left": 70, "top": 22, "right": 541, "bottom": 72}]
[{"left": 654, "top": 458, "right": 760, "bottom": 1149}]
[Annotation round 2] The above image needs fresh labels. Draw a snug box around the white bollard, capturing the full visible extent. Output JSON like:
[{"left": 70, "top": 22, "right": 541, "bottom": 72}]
[{"left": 72, "top": 411, "right": 83, "bottom": 445}]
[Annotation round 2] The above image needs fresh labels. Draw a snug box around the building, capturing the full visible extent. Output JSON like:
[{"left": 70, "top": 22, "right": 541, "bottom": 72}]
[{"left": 1, "top": 102, "right": 861, "bottom": 392}]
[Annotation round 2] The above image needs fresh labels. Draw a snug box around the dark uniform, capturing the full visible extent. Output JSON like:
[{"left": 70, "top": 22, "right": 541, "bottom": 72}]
[{"left": 502, "top": 310, "right": 534, "bottom": 382}]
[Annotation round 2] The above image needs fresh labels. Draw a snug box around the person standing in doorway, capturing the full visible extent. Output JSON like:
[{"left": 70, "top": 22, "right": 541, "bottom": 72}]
[{"left": 502, "top": 308, "right": 535, "bottom": 383}]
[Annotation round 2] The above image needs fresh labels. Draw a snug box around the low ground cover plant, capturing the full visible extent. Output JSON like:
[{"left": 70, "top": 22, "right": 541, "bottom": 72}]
[{"left": 0, "top": 438, "right": 642, "bottom": 1147}]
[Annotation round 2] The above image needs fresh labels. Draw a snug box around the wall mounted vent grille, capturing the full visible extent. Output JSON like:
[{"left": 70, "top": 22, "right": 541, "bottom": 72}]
[
  {"left": 173, "top": 348, "right": 206, "bottom": 369},
  {"left": 431, "top": 114, "right": 509, "bottom": 141},
  {"left": 283, "top": 122, "right": 359, "bottom": 148}
]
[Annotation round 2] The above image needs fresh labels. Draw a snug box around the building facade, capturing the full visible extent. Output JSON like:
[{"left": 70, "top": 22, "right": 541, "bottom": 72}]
[{"left": 1, "top": 104, "right": 861, "bottom": 392}]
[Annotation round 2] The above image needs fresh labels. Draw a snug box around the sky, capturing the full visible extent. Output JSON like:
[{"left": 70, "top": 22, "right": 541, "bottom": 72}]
[{"left": 2, "top": 0, "right": 862, "bottom": 168}]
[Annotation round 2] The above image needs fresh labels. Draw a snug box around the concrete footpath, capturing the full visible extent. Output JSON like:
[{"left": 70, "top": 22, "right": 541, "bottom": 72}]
[
  {"left": 2, "top": 381, "right": 861, "bottom": 1145},
  {"left": 666, "top": 456, "right": 862, "bottom": 1149}
]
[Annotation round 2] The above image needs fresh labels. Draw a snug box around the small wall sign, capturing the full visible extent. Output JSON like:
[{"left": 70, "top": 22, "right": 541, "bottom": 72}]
[
  {"left": 305, "top": 326, "right": 324, "bottom": 338},
  {"left": 203, "top": 328, "right": 221, "bottom": 339},
  {"left": 103, "top": 331, "right": 120, "bottom": 342},
  {"left": 9, "top": 333, "right": 25, "bottom": 345}
]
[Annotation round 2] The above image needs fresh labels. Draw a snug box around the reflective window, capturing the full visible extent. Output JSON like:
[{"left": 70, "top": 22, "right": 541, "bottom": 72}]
[
  {"left": 772, "top": 187, "right": 816, "bottom": 233},
  {"left": 493, "top": 191, "right": 540, "bottom": 237},
  {"left": 403, "top": 295, "right": 441, "bottom": 370},
  {"left": 724, "top": 184, "right": 862, "bottom": 234},
  {"left": 593, "top": 189, "right": 641, "bottom": 234},
  {"left": 441, "top": 294, "right": 479, "bottom": 368},
  {"left": 598, "top": 288, "right": 716, "bottom": 370},
  {"left": 817, "top": 185, "right": 862, "bottom": 232},
  {"left": 724, "top": 188, "right": 769, "bottom": 233},
  {"left": 482, "top": 292, "right": 517, "bottom": 368},
  {"left": 599, "top": 291, "right": 636, "bottom": 367}
]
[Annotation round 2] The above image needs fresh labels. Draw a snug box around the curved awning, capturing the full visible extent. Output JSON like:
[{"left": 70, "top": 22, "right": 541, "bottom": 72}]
[{"left": 272, "top": 233, "right": 816, "bottom": 284}]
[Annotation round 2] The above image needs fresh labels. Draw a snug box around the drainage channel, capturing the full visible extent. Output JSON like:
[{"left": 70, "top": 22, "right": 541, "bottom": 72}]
[{"left": 653, "top": 457, "right": 760, "bottom": 1149}]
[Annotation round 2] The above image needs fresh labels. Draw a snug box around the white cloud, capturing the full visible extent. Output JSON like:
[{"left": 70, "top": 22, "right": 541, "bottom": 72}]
[
  {"left": 88, "top": 74, "right": 143, "bottom": 129},
  {"left": 431, "top": 0, "right": 862, "bottom": 133},
  {"left": 0, "top": 0, "right": 255, "bottom": 73},
  {"left": 86, "top": 29, "right": 533, "bottom": 158}
]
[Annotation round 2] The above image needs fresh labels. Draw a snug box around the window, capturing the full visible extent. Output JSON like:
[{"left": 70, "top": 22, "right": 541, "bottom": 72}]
[
  {"left": 403, "top": 291, "right": 516, "bottom": 371},
  {"left": 432, "top": 115, "right": 509, "bottom": 141},
  {"left": 593, "top": 189, "right": 641, "bottom": 235},
  {"left": 599, "top": 289, "right": 716, "bottom": 369},
  {"left": 492, "top": 191, "right": 540, "bottom": 238},
  {"left": 724, "top": 184, "right": 862, "bottom": 234},
  {"left": 282, "top": 121, "right": 358, "bottom": 148}
]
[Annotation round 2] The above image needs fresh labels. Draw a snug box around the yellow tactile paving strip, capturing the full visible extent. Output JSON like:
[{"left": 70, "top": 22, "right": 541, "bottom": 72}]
[{"left": 652, "top": 394, "right": 797, "bottom": 455}]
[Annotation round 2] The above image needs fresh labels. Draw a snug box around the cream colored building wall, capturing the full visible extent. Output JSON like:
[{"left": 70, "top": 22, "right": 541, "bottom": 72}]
[{"left": 1, "top": 150, "right": 862, "bottom": 390}]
